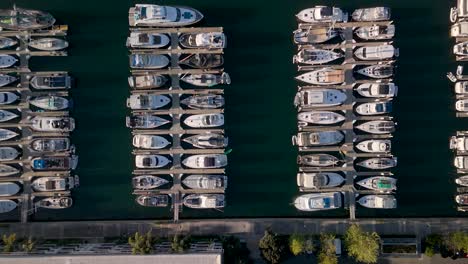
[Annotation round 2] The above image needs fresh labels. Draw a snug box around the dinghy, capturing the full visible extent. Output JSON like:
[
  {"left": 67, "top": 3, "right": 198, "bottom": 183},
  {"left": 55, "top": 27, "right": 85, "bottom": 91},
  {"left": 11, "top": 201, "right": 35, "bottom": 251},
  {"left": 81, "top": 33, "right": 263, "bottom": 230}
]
[
  {"left": 126, "top": 94, "right": 170, "bottom": 110},
  {"left": 183, "top": 133, "right": 228, "bottom": 149},
  {"left": 132, "top": 135, "right": 170, "bottom": 149},
  {"left": 183, "top": 194, "right": 225, "bottom": 209},
  {"left": 294, "top": 192, "right": 343, "bottom": 211},
  {"left": 0, "top": 55, "right": 17, "bottom": 68},
  {"left": 136, "top": 195, "right": 169, "bottom": 207},
  {"left": 0, "top": 92, "right": 18, "bottom": 105},
  {"left": 0, "top": 129, "right": 18, "bottom": 141},
  {"left": 0, "top": 182, "right": 20, "bottom": 196},
  {"left": 29, "top": 38, "right": 68, "bottom": 51},
  {"left": 355, "top": 101, "right": 392, "bottom": 115},
  {"left": 355, "top": 25, "right": 395, "bottom": 40},
  {"left": 0, "top": 37, "right": 17, "bottom": 49},
  {"left": 35, "top": 197, "right": 72, "bottom": 209},
  {"left": 356, "top": 64, "right": 394, "bottom": 79},
  {"left": 296, "top": 6, "right": 348, "bottom": 23},
  {"left": 180, "top": 73, "right": 231, "bottom": 87},
  {"left": 356, "top": 176, "right": 397, "bottom": 193},
  {"left": 357, "top": 195, "right": 396, "bottom": 209},
  {"left": 293, "top": 49, "right": 343, "bottom": 65},
  {"left": 128, "top": 75, "right": 167, "bottom": 89},
  {"left": 352, "top": 7, "right": 391, "bottom": 22},
  {"left": 184, "top": 113, "right": 224, "bottom": 128},
  {"left": 30, "top": 96, "right": 69, "bottom": 110},
  {"left": 31, "top": 116, "right": 75, "bottom": 132},
  {"left": 129, "top": 5, "right": 203, "bottom": 27},
  {"left": 132, "top": 175, "right": 169, "bottom": 189},
  {"left": 181, "top": 94, "right": 224, "bottom": 109},
  {"left": 0, "top": 110, "right": 18, "bottom": 122},
  {"left": 0, "top": 147, "right": 19, "bottom": 161},
  {"left": 294, "top": 89, "right": 347, "bottom": 107},
  {"left": 0, "top": 74, "right": 17, "bottom": 87},
  {"left": 0, "top": 200, "right": 17, "bottom": 213},
  {"left": 30, "top": 137, "right": 71, "bottom": 152},
  {"left": 135, "top": 155, "right": 171, "bottom": 169},
  {"left": 355, "top": 120, "right": 395, "bottom": 134},
  {"left": 183, "top": 175, "right": 227, "bottom": 190},
  {"left": 297, "top": 154, "right": 339, "bottom": 167},
  {"left": 179, "top": 32, "right": 226, "bottom": 49},
  {"left": 357, "top": 157, "right": 397, "bottom": 170},
  {"left": 355, "top": 83, "right": 398, "bottom": 98},
  {"left": 126, "top": 115, "right": 170, "bottom": 129},
  {"left": 182, "top": 154, "right": 228, "bottom": 169},
  {"left": 295, "top": 68, "right": 345, "bottom": 85},
  {"left": 130, "top": 54, "right": 170, "bottom": 69},
  {"left": 179, "top": 54, "right": 223, "bottom": 69},
  {"left": 126, "top": 33, "right": 170, "bottom": 49},
  {"left": 356, "top": 139, "right": 391, "bottom": 153},
  {"left": 296, "top": 173, "right": 345, "bottom": 189},
  {"left": 292, "top": 131, "right": 344, "bottom": 147},
  {"left": 297, "top": 111, "right": 345, "bottom": 125},
  {"left": 0, "top": 164, "right": 19, "bottom": 177}
]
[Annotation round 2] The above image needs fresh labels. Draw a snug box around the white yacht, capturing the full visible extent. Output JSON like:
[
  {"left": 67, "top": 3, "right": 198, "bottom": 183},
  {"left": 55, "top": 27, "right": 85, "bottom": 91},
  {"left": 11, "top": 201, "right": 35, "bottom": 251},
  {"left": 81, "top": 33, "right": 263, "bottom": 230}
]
[
  {"left": 126, "top": 115, "right": 170, "bottom": 129},
  {"left": 29, "top": 38, "right": 68, "bottom": 51},
  {"left": 183, "top": 113, "right": 224, "bottom": 128},
  {"left": 126, "top": 94, "right": 170, "bottom": 110},
  {"left": 181, "top": 73, "right": 231, "bottom": 87},
  {"left": 0, "top": 129, "right": 18, "bottom": 141},
  {"left": 454, "top": 41, "right": 468, "bottom": 56},
  {"left": 451, "top": 22, "right": 468, "bottom": 37},
  {"left": 130, "top": 54, "right": 169, "bottom": 69},
  {"left": 356, "top": 64, "right": 394, "bottom": 78},
  {"left": 354, "top": 45, "right": 398, "bottom": 61},
  {"left": 0, "top": 110, "right": 18, "bottom": 122},
  {"left": 30, "top": 75, "right": 71, "bottom": 90},
  {"left": 30, "top": 96, "right": 69, "bottom": 110},
  {"left": 136, "top": 195, "right": 169, "bottom": 207},
  {"left": 297, "top": 154, "right": 339, "bottom": 167},
  {"left": 183, "top": 194, "right": 225, "bottom": 209},
  {"left": 355, "top": 83, "right": 398, "bottom": 98},
  {"left": 0, "top": 164, "right": 19, "bottom": 177},
  {"left": 126, "top": 33, "right": 170, "bottom": 49},
  {"left": 355, "top": 101, "right": 392, "bottom": 115},
  {"left": 30, "top": 138, "right": 71, "bottom": 152},
  {"left": 135, "top": 155, "right": 171, "bottom": 169},
  {"left": 30, "top": 116, "right": 75, "bottom": 132},
  {"left": 0, "top": 200, "right": 17, "bottom": 213},
  {"left": 128, "top": 75, "right": 167, "bottom": 89},
  {"left": 297, "top": 111, "right": 345, "bottom": 125},
  {"left": 356, "top": 139, "right": 391, "bottom": 153},
  {"left": 35, "top": 197, "right": 72, "bottom": 209},
  {"left": 0, "top": 92, "right": 18, "bottom": 105},
  {"left": 0, "top": 37, "right": 17, "bottom": 49},
  {"left": 183, "top": 175, "right": 227, "bottom": 190},
  {"left": 183, "top": 133, "right": 228, "bottom": 149},
  {"left": 357, "top": 157, "right": 397, "bottom": 170},
  {"left": 454, "top": 156, "right": 468, "bottom": 170},
  {"left": 450, "top": 136, "right": 468, "bottom": 152},
  {"left": 129, "top": 5, "right": 203, "bottom": 27},
  {"left": 132, "top": 175, "right": 169, "bottom": 190},
  {"left": 31, "top": 176, "right": 77, "bottom": 192},
  {"left": 181, "top": 94, "right": 225, "bottom": 109},
  {"left": 294, "top": 192, "right": 342, "bottom": 211},
  {"left": 293, "top": 28, "right": 339, "bottom": 44},
  {"left": 132, "top": 135, "right": 170, "bottom": 149},
  {"left": 0, "top": 55, "right": 17, "bottom": 68},
  {"left": 356, "top": 177, "right": 397, "bottom": 193},
  {"left": 0, "top": 147, "right": 18, "bottom": 161},
  {"left": 355, "top": 120, "right": 395, "bottom": 134},
  {"left": 0, "top": 74, "right": 17, "bottom": 87},
  {"left": 455, "top": 81, "right": 468, "bottom": 94},
  {"left": 297, "top": 173, "right": 345, "bottom": 189},
  {"left": 182, "top": 154, "right": 227, "bottom": 169},
  {"left": 0, "top": 182, "right": 19, "bottom": 196},
  {"left": 455, "top": 175, "right": 468, "bottom": 187},
  {"left": 296, "top": 6, "right": 348, "bottom": 23},
  {"left": 456, "top": 99, "right": 468, "bottom": 112},
  {"left": 357, "top": 195, "right": 396, "bottom": 209},
  {"left": 451, "top": 0, "right": 468, "bottom": 22},
  {"left": 295, "top": 68, "right": 345, "bottom": 85},
  {"left": 355, "top": 25, "right": 395, "bottom": 40},
  {"left": 352, "top": 7, "right": 391, "bottom": 22},
  {"left": 456, "top": 194, "right": 468, "bottom": 205},
  {"left": 293, "top": 49, "right": 343, "bottom": 65},
  {"left": 179, "top": 32, "right": 226, "bottom": 49},
  {"left": 294, "top": 89, "right": 347, "bottom": 108},
  {"left": 292, "top": 131, "right": 344, "bottom": 147}
]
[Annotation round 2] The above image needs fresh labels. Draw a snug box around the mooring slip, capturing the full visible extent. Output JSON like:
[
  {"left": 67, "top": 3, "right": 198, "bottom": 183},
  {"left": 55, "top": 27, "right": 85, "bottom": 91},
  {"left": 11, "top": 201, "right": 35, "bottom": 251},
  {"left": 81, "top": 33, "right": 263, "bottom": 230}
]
[
  {"left": 0, "top": 7, "right": 78, "bottom": 223},
  {"left": 449, "top": 130, "right": 468, "bottom": 210},
  {"left": 126, "top": 4, "right": 230, "bottom": 222},
  {"left": 292, "top": 6, "right": 398, "bottom": 218}
]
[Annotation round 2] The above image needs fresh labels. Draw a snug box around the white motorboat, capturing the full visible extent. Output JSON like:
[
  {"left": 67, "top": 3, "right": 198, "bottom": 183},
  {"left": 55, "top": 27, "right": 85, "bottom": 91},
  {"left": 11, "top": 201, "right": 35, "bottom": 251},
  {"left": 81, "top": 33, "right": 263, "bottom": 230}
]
[
  {"left": 355, "top": 120, "right": 395, "bottom": 134},
  {"left": 356, "top": 139, "right": 391, "bottom": 153},
  {"left": 29, "top": 38, "right": 68, "bottom": 51},
  {"left": 455, "top": 81, "right": 468, "bottom": 94},
  {"left": 454, "top": 156, "right": 468, "bottom": 170},
  {"left": 450, "top": 136, "right": 468, "bottom": 152},
  {"left": 183, "top": 133, "right": 228, "bottom": 149},
  {"left": 30, "top": 75, "right": 71, "bottom": 89},
  {"left": 0, "top": 92, "right": 18, "bottom": 105},
  {"left": 356, "top": 177, "right": 397, "bottom": 193},
  {"left": 451, "top": 22, "right": 468, "bottom": 37},
  {"left": 126, "top": 94, "right": 171, "bottom": 110},
  {"left": 30, "top": 116, "right": 75, "bottom": 132},
  {"left": 183, "top": 175, "right": 227, "bottom": 190},
  {"left": 136, "top": 195, "right": 169, "bottom": 207},
  {"left": 296, "top": 173, "right": 345, "bottom": 189},
  {"left": 293, "top": 49, "right": 343, "bottom": 65},
  {"left": 132, "top": 134, "right": 170, "bottom": 149},
  {"left": 129, "top": 5, "right": 203, "bottom": 27},
  {"left": 126, "top": 32, "right": 170, "bottom": 49},
  {"left": 183, "top": 194, "right": 225, "bottom": 209},
  {"left": 297, "top": 111, "right": 345, "bottom": 125},
  {"left": 130, "top": 54, "right": 170, "bottom": 69},
  {"left": 31, "top": 156, "right": 78, "bottom": 171},
  {"left": 179, "top": 32, "right": 226, "bottom": 49},
  {"left": 0, "top": 129, "right": 18, "bottom": 141},
  {"left": 0, "top": 147, "right": 18, "bottom": 161},
  {"left": 354, "top": 45, "right": 398, "bottom": 61},
  {"left": 0, "top": 55, "right": 17, "bottom": 68},
  {"left": 294, "top": 89, "right": 347, "bottom": 108},
  {"left": 0, "top": 7, "right": 56, "bottom": 30},
  {"left": 183, "top": 113, "right": 224, "bottom": 128},
  {"left": 126, "top": 115, "right": 170, "bottom": 129},
  {"left": 0, "top": 182, "right": 20, "bottom": 196},
  {"left": 296, "top": 6, "right": 348, "bottom": 23},
  {"left": 352, "top": 7, "right": 391, "bottom": 22},
  {"left": 31, "top": 176, "right": 77, "bottom": 192},
  {"left": 128, "top": 75, "right": 167, "bottom": 89},
  {"left": 35, "top": 197, "right": 72, "bottom": 209},
  {"left": 181, "top": 94, "right": 224, "bottom": 109},
  {"left": 30, "top": 138, "right": 71, "bottom": 152},
  {"left": 0, "top": 164, "right": 19, "bottom": 177},
  {"left": 454, "top": 41, "right": 468, "bottom": 56},
  {"left": 180, "top": 72, "right": 231, "bottom": 87},
  {"left": 182, "top": 154, "right": 227, "bottom": 169},
  {"left": 297, "top": 154, "right": 339, "bottom": 167},
  {"left": 355, "top": 83, "right": 398, "bottom": 98},
  {"left": 293, "top": 28, "right": 340, "bottom": 44},
  {"left": 0, "top": 110, "right": 18, "bottom": 122},
  {"left": 135, "top": 155, "right": 171, "bottom": 169},
  {"left": 0, "top": 37, "right": 17, "bottom": 49},
  {"left": 355, "top": 101, "right": 392, "bottom": 115},
  {"left": 0, "top": 74, "right": 17, "bottom": 87},
  {"left": 456, "top": 175, "right": 468, "bottom": 186},
  {"left": 294, "top": 192, "right": 342, "bottom": 211},
  {"left": 355, "top": 25, "right": 395, "bottom": 40},
  {"left": 357, "top": 157, "right": 397, "bottom": 170},
  {"left": 451, "top": 0, "right": 468, "bottom": 23},
  {"left": 30, "top": 96, "right": 69, "bottom": 110},
  {"left": 357, "top": 195, "right": 396, "bottom": 209},
  {"left": 132, "top": 175, "right": 169, "bottom": 189},
  {"left": 356, "top": 64, "right": 394, "bottom": 78},
  {"left": 456, "top": 194, "right": 468, "bottom": 205},
  {"left": 0, "top": 200, "right": 17, "bottom": 213},
  {"left": 292, "top": 131, "right": 344, "bottom": 147},
  {"left": 295, "top": 68, "right": 345, "bottom": 85},
  {"left": 456, "top": 99, "right": 468, "bottom": 112}
]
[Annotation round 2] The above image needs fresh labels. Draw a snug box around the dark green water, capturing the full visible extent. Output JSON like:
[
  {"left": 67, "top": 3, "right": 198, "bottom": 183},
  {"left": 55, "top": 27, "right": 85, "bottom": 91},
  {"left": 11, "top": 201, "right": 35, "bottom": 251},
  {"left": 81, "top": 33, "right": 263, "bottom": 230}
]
[{"left": 0, "top": 0, "right": 464, "bottom": 221}]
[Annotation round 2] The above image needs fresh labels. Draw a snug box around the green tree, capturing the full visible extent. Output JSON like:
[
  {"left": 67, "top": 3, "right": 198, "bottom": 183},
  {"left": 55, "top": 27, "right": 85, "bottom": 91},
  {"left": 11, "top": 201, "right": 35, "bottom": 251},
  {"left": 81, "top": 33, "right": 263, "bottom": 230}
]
[
  {"left": 424, "top": 234, "right": 442, "bottom": 257},
  {"left": 171, "top": 234, "right": 191, "bottom": 253},
  {"left": 2, "top": 233, "right": 16, "bottom": 253},
  {"left": 318, "top": 234, "right": 337, "bottom": 264},
  {"left": 289, "top": 233, "right": 306, "bottom": 255},
  {"left": 344, "top": 224, "right": 380, "bottom": 264},
  {"left": 222, "top": 236, "right": 252, "bottom": 264},
  {"left": 21, "top": 238, "right": 35, "bottom": 253},
  {"left": 128, "top": 231, "right": 153, "bottom": 255},
  {"left": 258, "top": 228, "right": 287, "bottom": 264},
  {"left": 444, "top": 231, "right": 468, "bottom": 252}
]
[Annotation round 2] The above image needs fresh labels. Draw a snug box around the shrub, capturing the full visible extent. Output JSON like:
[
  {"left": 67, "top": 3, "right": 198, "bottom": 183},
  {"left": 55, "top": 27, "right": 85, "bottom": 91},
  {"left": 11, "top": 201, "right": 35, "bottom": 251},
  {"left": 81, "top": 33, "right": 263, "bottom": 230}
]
[
  {"left": 344, "top": 224, "right": 380, "bottom": 264},
  {"left": 171, "top": 234, "right": 191, "bottom": 253},
  {"left": 2, "top": 233, "right": 16, "bottom": 253},
  {"left": 128, "top": 231, "right": 153, "bottom": 255},
  {"left": 289, "top": 233, "right": 306, "bottom": 256},
  {"left": 258, "top": 228, "right": 287, "bottom": 264},
  {"left": 318, "top": 234, "right": 337, "bottom": 264}
]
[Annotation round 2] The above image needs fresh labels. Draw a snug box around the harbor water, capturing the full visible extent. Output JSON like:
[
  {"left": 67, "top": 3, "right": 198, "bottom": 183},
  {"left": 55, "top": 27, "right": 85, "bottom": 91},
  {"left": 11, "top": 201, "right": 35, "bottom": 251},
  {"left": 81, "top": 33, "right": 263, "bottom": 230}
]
[{"left": 0, "top": 0, "right": 463, "bottom": 221}]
